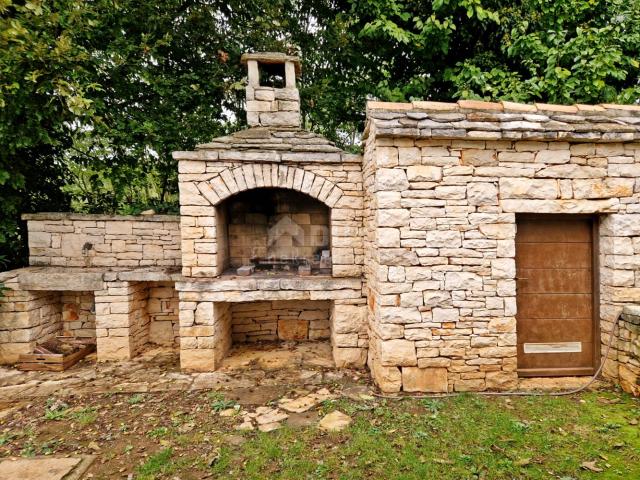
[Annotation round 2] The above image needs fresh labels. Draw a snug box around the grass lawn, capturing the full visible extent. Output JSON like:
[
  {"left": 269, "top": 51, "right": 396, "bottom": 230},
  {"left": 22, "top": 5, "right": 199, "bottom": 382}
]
[{"left": 1, "top": 388, "right": 639, "bottom": 479}]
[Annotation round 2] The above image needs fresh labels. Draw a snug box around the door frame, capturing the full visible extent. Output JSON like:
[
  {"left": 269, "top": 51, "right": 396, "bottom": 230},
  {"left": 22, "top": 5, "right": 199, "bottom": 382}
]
[{"left": 515, "top": 213, "right": 601, "bottom": 377}]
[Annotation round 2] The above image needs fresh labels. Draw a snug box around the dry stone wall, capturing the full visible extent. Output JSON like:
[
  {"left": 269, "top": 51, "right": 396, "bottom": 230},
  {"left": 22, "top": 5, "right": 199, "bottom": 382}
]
[
  {"left": 617, "top": 306, "right": 640, "bottom": 395},
  {"left": 230, "top": 300, "right": 330, "bottom": 342},
  {"left": 0, "top": 273, "right": 62, "bottom": 363},
  {"left": 61, "top": 291, "right": 95, "bottom": 338},
  {"left": 95, "top": 281, "right": 150, "bottom": 361},
  {"left": 24, "top": 213, "right": 181, "bottom": 268},
  {"left": 365, "top": 100, "right": 640, "bottom": 393}
]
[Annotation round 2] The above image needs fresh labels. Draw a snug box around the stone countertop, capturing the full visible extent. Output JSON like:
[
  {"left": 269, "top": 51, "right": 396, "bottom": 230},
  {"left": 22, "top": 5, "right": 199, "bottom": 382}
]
[
  {"left": 1, "top": 266, "right": 363, "bottom": 292},
  {"left": 0, "top": 267, "right": 184, "bottom": 291}
]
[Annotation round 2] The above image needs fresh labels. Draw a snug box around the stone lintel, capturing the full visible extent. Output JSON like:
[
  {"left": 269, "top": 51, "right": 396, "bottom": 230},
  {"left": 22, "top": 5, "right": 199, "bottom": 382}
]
[{"left": 240, "top": 52, "right": 301, "bottom": 75}]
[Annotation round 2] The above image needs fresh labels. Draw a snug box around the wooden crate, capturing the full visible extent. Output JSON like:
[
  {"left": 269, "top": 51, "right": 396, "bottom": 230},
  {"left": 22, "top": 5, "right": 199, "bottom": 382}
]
[{"left": 17, "top": 343, "right": 96, "bottom": 372}]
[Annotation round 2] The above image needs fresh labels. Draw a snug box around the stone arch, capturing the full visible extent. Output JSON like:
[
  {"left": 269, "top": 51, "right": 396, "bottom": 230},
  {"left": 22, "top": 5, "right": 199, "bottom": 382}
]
[{"left": 195, "top": 164, "right": 343, "bottom": 208}]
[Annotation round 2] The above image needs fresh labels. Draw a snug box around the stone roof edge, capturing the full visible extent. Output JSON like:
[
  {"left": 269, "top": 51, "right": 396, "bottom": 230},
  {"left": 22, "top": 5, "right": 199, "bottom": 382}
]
[
  {"left": 367, "top": 99, "right": 640, "bottom": 116},
  {"left": 172, "top": 127, "right": 362, "bottom": 164},
  {"left": 365, "top": 99, "right": 640, "bottom": 142},
  {"left": 22, "top": 213, "right": 181, "bottom": 222}
]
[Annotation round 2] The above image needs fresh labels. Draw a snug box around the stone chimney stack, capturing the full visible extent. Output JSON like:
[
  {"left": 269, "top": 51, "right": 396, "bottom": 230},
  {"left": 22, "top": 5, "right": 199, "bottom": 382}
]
[{"left": 241, "top": 52, "right": 301, "bottom": 129}]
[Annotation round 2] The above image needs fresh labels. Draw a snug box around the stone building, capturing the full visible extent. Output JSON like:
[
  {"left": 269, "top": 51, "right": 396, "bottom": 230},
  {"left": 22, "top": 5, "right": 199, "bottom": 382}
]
[{"left": 1, "top": 52, "right": 639, "bottom": 394}]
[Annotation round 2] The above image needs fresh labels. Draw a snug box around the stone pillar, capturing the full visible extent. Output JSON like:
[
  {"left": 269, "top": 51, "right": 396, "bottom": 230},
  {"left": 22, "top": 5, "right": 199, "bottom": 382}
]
[
  {"left": 599, "top": 213, "right": 640, "bottom": 383},
  {"left": 0, "top": 275, "right": 62, "bottom": 363},
  {"left": 617, "top": 306, "right": 640, "bottom": 395},
  {"left": 95, "top": 281, "right": 149, "bottom": 361},
  {"left": 179, "top": 298, "right": 231, "bottom": 372},
  {"left": 330, "top": 302, "right": 367, "bottom": 368}
]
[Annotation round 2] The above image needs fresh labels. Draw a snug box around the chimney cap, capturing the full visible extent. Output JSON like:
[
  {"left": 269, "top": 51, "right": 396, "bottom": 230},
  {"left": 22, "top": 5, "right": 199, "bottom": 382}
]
[{"left": 241, "top": 52, "right": 301, "bottom": 76}]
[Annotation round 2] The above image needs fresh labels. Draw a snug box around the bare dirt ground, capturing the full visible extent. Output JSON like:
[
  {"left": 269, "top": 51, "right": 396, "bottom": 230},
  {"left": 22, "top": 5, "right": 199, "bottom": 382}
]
[{"left": 1, "top": 342, "right": 638, "bottom": 479}]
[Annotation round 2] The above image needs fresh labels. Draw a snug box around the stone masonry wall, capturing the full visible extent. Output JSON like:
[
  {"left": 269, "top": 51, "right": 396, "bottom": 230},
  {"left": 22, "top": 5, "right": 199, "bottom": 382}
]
[
  {"left": 24, "top": 213, "right": 181, "bottom": 268},
  {"left": 147, "top": 282, "right": 179, "bottom": 346},
  {"left": 617, "top": 306, "right": 640, "bottom": 395},
  {"left": 175, "top": 139, "right": 364, "bottom": 278},
  {"left": 365, "top": 108, "right": 640, "bottom": 392},
  {"left": 61, "top": 291, "right": 95, "bottom": 338},
  {"left": 230, "top": 300, "right": 330, "bottom": 342},
  {"left": 94, "top": 281, "right": 149, "bottom": 361},
  {"left": 0, "top": 273, "right": 62, "bottom": 363}
]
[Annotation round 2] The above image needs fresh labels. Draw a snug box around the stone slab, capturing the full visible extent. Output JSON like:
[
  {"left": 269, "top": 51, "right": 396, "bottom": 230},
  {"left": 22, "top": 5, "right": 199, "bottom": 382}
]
[
  {"left": 18, "top": 271, "right": 105, "bottom": 291},
  {"left": 0, "top": 456, "right": 94, "bottom": 480}
]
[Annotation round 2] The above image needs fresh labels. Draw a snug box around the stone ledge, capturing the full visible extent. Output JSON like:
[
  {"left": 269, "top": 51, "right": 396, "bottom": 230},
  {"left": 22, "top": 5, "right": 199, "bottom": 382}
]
[
  {"left": 22, "top": 213, "right": 180, "bottom": 223},
  {"left": 176, "top": 276, "right": 363, "bottom": 293},
  {"left": 19, "top": 271, "right": 105, "bottom": 291},
  {"left": 3, "top": 267, "right": 183, "bottom": 291}
]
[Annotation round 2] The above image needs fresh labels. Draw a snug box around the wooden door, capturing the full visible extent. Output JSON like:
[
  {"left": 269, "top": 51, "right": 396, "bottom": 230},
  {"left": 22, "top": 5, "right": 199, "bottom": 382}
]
[{"left": 515, "top": 215, "right": 598, "bottom": 377}]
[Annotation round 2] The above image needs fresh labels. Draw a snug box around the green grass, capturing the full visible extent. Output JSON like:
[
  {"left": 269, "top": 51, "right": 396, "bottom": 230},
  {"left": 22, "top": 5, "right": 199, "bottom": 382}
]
[
  {"left": 212, "top": 391, "right": 640, "bottom": 479},
  {"left": 70, "top": 407, "right": 97, "bottom": 425},
  {"left": 136, "top": 448, "right": 174, "bottom": 479},
  {"left": 127, "top": 393, "right": 145, "bottom": 405},
  {"left": 147, "top": 427, "right": 170, "bottom": 439}
]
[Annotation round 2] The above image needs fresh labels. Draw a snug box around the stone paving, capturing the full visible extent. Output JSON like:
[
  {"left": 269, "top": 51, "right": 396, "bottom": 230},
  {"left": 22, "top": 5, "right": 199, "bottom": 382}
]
[
  {"left": 0, "top": 342, "right": 367, "bottom": 403},
  {"left": 0, "top": 455, "right": 94, "bottom": 480}
]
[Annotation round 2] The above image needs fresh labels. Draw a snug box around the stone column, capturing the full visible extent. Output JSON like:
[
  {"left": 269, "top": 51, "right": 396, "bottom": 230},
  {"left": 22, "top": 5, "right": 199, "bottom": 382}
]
[
  {"left": 0, "top": 275, "right": 62, "bottom": 363},
  {"left": 94, "top": 281, "right": 149, "bottom": 361},
  {"left": 178, "top": 298, "right": 231, "bottom": 372},
  {"left": 599, "top": 213, "right": 640, "bottom": 382},
  {"left": 330, "top": 301, "right": 368, "bottom": 368}
]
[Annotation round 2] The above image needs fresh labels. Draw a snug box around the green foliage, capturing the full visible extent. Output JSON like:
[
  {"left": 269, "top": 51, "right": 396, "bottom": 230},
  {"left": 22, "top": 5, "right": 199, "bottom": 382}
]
[
  {"left": 136, "top": 448, "right": 174, "bottom": 478},
  {"left": 446, "top": 0, "right": 640, "bottom": 103},
  {"left": 70, "top": 407, "right": 97, "bottom": 425},
  {"left": 127, "top": 393, "right": 145, "bottom": 405},
  {"left": 209, "top": 392, "right": 237, "bottom": 412},
  {"left": 147, "top": 426, "right": 170, "bottom": 439}
]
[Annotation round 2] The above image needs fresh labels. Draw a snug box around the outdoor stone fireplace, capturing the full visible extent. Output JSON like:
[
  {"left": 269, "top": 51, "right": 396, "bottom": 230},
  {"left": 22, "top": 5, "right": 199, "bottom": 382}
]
[
  {"left": 217, "top": 188, "right": 331, "bottom": 275},
  {"left": 2, "top": 51, "right": 640, "bottom": 396}
]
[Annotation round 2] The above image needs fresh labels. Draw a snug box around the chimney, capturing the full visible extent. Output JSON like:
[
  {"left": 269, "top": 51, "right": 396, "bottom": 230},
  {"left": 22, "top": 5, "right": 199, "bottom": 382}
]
[{"left": 241, "top": 52, "right": 301, "bottom": 129}]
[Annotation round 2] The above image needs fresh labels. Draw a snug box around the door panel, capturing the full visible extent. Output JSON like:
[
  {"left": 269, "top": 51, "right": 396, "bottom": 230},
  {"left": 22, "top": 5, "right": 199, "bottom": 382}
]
[
  {"left": 516, "top": 216, "right": 597, "bottom": 376},
  {"left": 517, "top": 268, "right": 591, "bottom": 294}
]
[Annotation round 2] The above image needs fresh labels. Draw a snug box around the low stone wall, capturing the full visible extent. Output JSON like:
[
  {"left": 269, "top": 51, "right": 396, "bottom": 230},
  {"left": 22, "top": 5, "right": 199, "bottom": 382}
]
[
  {"left": 618, "top": 306, "right": 640, "bottom": 395},
  {"left": 230, "top": 300, "right": 330, "bottom": 342},
  {"left": 23, "top": 213, "right": 181, "bottom": 268}
]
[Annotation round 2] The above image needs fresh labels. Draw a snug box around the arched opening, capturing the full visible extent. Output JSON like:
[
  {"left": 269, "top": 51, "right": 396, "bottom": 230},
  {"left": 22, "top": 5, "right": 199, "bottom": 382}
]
[{"left": 215, "top": 188, "right": 332, "bottom": 276}]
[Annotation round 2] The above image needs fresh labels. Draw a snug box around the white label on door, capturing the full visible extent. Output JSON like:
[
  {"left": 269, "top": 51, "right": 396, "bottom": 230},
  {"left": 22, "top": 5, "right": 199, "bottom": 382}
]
[{"left": 523, "top": 342, "right": 582, "bottom": 354}]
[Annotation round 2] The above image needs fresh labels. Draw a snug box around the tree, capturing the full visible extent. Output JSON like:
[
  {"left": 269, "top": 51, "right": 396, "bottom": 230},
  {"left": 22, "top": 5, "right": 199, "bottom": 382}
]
[
  {"left": 350, "top": 0, "right": 640, "bottom": 103},
  {"left": 0, "top": 0, "right": 99, "bottom": 267}
]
